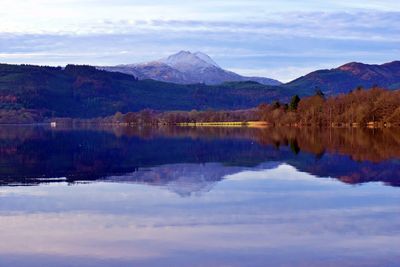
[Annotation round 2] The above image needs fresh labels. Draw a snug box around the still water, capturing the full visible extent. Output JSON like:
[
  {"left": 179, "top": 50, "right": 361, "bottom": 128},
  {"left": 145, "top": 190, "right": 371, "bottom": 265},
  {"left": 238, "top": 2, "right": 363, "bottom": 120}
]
[{"left": 0, "top": 126, "right": 399, "bottom": 267}]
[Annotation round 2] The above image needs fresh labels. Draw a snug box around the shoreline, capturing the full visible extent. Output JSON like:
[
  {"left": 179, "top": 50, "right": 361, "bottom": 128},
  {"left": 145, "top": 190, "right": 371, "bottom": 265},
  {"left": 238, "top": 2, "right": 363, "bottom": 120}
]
[{"left": 1, "top": 120, "right": 399, "bottom": 129}]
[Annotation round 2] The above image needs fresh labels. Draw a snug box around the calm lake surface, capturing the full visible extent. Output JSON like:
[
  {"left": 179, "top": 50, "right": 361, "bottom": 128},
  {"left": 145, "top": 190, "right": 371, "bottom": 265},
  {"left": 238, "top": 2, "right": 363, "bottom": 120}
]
[{"left": 0, "top": 125, "right": 399, "bottom": 267}]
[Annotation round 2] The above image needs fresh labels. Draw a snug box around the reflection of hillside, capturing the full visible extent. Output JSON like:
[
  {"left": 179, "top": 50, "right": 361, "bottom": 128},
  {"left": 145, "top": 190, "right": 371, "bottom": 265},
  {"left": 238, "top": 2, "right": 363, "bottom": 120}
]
[
  {"left": 0, "top": 125, "right": 399, "bottom": 188},
  {"left": 0, "top": 126, "right": 276, "bottom": 185},
  {"left": 256, "top": 128, "right": 400, "bottom": 186}
]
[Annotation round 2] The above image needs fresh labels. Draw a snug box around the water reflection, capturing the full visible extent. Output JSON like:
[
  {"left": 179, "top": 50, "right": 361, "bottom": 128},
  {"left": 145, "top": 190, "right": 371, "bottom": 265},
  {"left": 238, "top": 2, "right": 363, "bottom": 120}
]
[
  {"left": 0, "top": 125, "right": 399, "bottom": 188},
  {"left": 0, "top": 126, "right": 399, "bottom": 266},
  {"left": 0, "top": 165, "right": 399, "bottom": 267}
]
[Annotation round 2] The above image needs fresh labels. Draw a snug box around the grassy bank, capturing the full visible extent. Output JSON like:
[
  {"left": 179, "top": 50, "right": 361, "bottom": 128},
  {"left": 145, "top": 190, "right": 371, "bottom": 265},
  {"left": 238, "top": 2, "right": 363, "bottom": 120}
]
[{"left": 176, "top": 121, "right": 269, "bottom": 128}]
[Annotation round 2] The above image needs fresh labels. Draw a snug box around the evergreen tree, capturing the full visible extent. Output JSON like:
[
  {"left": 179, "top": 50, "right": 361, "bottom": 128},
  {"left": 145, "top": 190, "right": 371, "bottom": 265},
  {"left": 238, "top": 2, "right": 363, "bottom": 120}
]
[{"left": 289, "top": 95, "right": 301, "bottom": 111}]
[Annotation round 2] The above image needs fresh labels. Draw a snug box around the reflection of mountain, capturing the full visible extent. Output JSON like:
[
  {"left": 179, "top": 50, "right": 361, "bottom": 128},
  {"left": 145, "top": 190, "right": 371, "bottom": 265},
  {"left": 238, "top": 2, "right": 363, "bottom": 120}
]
[
  {"left": 0, "top": 126, "right": 399, "bottom": 189},
  {"left": 107, "top": 162, "right": 281, "bottom": 196},
  {"left": 107, "top": 164, "right": 239, "bottom": 196}
]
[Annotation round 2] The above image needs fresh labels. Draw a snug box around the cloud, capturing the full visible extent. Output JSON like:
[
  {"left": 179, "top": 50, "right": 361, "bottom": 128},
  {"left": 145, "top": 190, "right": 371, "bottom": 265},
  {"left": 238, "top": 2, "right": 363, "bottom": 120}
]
[
  {"left": 229, "top": 66, "right": 328, "bottom": 83},
  {"left": 6, "top": 11, "right": 397, "bottom": 41},
  {"left": 0, "top": 3, "right": 399, "bottom": 81}
]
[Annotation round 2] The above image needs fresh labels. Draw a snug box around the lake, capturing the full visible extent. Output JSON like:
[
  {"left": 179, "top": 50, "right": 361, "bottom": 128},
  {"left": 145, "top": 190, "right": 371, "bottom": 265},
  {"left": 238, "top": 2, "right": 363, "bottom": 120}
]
[{"left": 0, "top": 125, "right": 399, "bottom": 267}]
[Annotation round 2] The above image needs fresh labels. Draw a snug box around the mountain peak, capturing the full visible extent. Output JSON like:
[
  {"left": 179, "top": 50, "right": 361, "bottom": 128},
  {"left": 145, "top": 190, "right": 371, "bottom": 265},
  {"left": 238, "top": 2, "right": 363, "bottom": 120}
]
[
  {"left": 336, "top": 61, "right": 400, "bottom": 79},
  {"left": 337, "top": 62, "right": 371, "bottom": 75},
  {"left": 159, "top": 50, "right": 218, "bottom": 71},
  {"left": 176, "top": 50, "right": 191, "bottom": 55}
]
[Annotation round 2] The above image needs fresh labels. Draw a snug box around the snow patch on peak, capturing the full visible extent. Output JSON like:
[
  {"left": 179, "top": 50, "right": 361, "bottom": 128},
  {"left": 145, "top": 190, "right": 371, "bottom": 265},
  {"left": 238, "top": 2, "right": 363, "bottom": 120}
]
[
  {"left": 194, "top": 52, "right": 220, "bottom": 68},
  {"left": 159, "top": 51, "right": 219, "bottom": 70}
]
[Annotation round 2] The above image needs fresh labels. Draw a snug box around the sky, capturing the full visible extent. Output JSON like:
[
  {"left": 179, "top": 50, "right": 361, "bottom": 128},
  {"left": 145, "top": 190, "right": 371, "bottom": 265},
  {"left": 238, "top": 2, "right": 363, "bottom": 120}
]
[{"left": 0, "top": 0, "right": 399, "bottom": 82}]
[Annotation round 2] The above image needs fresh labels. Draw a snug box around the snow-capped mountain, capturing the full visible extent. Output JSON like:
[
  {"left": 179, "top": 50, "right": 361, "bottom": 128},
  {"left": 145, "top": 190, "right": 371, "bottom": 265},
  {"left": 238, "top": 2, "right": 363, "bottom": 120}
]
[
  {"left": 100, "top": 51, "right": 281, "bottom": 85},
  {"left": 160, "top": 51, "right": 220, "bottom": 71}
]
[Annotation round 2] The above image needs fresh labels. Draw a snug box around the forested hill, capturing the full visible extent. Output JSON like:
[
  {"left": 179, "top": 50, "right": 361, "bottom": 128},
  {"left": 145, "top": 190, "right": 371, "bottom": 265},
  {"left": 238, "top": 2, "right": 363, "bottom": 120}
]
[
  {"left": 285, "top": 61, "right": 400, "bottom": 95},
  {"left": 1, "top": 61, "right": 400, "bottom": 122},
  {"left": 0, "top": 64, "right": 290, "bottom": 120}
]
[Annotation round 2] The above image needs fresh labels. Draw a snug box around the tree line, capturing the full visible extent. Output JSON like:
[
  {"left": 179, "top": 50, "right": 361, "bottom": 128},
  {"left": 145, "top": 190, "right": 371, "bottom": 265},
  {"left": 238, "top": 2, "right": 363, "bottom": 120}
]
[
  {"left": 112, "top": 87, "right": 400, "bottom": 127},
  {"left": 257, "top": 87, "right": 400, "bottom": 126}
]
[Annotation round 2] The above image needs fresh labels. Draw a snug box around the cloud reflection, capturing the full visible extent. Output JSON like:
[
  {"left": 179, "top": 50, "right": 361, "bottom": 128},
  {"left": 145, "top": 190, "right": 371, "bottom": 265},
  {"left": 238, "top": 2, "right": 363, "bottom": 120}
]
[{"left": 0, "top": 165, "right": 399, "bottom": 266}]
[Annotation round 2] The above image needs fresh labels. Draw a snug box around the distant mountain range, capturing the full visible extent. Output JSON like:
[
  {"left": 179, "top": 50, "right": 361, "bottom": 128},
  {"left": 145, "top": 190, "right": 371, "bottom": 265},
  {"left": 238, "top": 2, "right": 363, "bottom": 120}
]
[
  {"left": 0, "top": 58, "right": 399, "bottom": 122},
  {"left": 100, "top": 52, "right": 400, "bottom": 95},
  {"left": 100, "top": 51, "right": 282, "bottom": 86}
]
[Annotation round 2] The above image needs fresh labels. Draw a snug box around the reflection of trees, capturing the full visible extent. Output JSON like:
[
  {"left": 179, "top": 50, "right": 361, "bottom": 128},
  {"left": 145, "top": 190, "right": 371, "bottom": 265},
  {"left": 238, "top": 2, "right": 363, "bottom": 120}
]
[
  {"left": 254, "top": 127, "right": 400, "bottom": 162},
  {"left": 102, "top": 125, "right": 400, "bottom": 162},
  {"left": 2, "top": 125, "right": 400, "bottom": 163},
  {"left": 50, "top": 125, "right": 400, "bottom": 162},
  {"left": 0, "top": 125, "right": 399, "bottom": 187}
]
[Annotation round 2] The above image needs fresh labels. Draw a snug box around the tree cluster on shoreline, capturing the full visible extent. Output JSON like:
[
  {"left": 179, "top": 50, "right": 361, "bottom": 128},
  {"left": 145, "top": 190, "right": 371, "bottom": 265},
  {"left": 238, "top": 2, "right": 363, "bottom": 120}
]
[
  {"left": 113, "top": 108, "right": 260, "bottom": 125},
  {"left": 260, "top": 87, "right": 400, "bottom": 126},
  {"left": 113, "top": 87, "right": 400, "bottom": 127}
]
